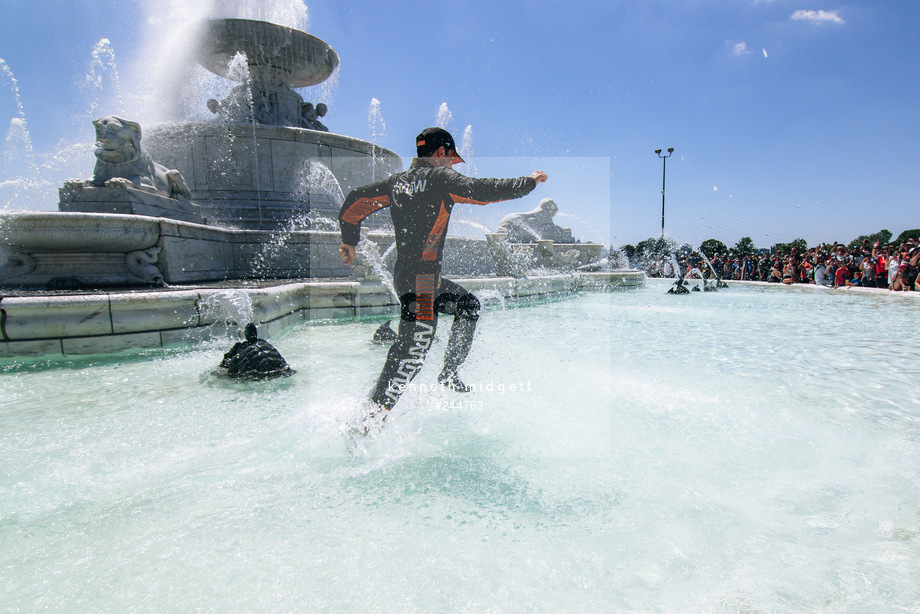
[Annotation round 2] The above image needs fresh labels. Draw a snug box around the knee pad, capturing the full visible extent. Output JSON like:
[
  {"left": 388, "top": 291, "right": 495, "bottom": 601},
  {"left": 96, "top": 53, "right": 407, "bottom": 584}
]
[{"left": 456, "top": 293, "right": 480, "bottom": 321}]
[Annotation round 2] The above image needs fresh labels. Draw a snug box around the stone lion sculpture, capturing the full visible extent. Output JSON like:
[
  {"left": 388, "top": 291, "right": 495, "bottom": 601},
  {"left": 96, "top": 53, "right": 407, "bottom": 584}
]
[
  {"left": 497, "top": 198, "right": 573, "bottom": 243},
  {"left": 91, "top": 116, "right": 192, "bottom": 199}
]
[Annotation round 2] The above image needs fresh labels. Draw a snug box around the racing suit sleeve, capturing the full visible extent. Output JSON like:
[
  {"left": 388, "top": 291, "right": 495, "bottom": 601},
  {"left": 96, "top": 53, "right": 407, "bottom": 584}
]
[
  {"left": 442, "top": 169, "right": 537, "bottom": 206},
  {"left": 338, "top": 178, "right": 392, "bottom": 246}
]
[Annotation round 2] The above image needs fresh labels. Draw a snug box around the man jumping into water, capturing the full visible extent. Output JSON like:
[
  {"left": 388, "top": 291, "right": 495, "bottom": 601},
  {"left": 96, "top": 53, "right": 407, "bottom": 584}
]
[{"left": 338, "top": 127, "right": 548, "bottom": 412}]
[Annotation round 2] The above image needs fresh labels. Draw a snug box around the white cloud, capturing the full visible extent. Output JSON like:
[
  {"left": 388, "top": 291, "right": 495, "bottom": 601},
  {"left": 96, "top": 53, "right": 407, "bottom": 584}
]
[{"left": 791, "top": 9, "right": 845, "bottom": 25}]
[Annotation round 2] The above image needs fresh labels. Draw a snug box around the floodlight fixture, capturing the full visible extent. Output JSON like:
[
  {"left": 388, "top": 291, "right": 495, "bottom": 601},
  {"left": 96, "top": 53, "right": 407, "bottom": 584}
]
[{"left": 656, "top": 147, "right": 674, "bottom": 237}]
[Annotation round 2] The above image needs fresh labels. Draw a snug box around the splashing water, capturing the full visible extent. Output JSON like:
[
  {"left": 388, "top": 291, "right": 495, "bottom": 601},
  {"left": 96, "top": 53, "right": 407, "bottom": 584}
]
[
  {"left": 254, "top": 159, "right": 344, "bottom": 274},
  {"left": 381, "top": 241, "right": 396, "bottom": 261},
  {"left": 0, "top": 58, "right": 36, "bottom": 203},
  {"left": 555, "top": 212, "right": 606, "bottom": 245},
  {"left": 294, "top": 159, "right": 345, "bottom": 208},
  {"left": 208, "top": 0, "right": 310, "bottom": 29},
  {"left": 459, "top": 124, "right": 477, "bottom": 176},
  {"left": 1, "top": 119, "right": 33, "bottom": 207},
  {"left": 1, "top": 58, "right": 94, "bottom": 211},
  {"left": 130, "top": 0, "right": 310, "bottom": 124},
  {"left": 436, "top": 102, "right": 452, "bottom": 128},
  {"left": 208, "top": 51, "right": 256, "bottom": 124},
  {"left": 198, "top": 289, "right": 254, "bottom": 340},
  {"left": 357, "top": 236, "right": 398, "bottom": 302},
  {"left": 487, "top": 232, "right": 535, "bottom": 277},
  {"left": 476, "top": 288, "right": 507, "bottom": 311},
  {"left": 78, "top": 39, "right": 125, "bottom": 125},
  {"left": 221, "top": 51, "right": 265, "bottom": 227},
  {"left": 698, "top": 250, "right": 721, "bottom": 280},
  {"left": 301, "top": 68, "right": 338, "bottom": 120},
  {"left": 510, "top": 218, "right": 545, "bottom": 242},
  {"left": 460, "top": 125, "right": 473, "bottom": 157},
  {"left": 611, "top": 249, "right": 631, "bottom": 270},
  {"left": 368, "top": 98, "right": 385, "bottom": 145},
  {"left": 251, "top": 213, "right": 305, "bottom": 278},
  {"left": 670, "top": 255, "right": 682, "bottom": 278},
  {"left": 451, "top": 217, "right": 493, "bottom": 238},
  {"left": 368, "top": 98, "right": 385, "bottom": 181}
]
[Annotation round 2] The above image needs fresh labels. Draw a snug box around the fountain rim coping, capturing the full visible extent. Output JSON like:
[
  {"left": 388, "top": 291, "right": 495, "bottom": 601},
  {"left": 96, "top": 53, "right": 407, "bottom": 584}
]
[
  {"left": 0, "top": 272, "right": 643, "bottom": 359},
  {"left": 0, "top": 211, "right": 604, "bottom": 253},
  {"left": 144, "top": 121, "right": 402, "bottom": 161}
]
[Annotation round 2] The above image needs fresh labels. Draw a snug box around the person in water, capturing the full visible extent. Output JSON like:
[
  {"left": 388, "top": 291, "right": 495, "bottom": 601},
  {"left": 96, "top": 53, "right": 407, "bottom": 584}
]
[
  {"left": 338, "top": 127, "right": 548, "bottom": 412},
  {"left": 219, "top": 323, "right": 294, "bottom": 379}
]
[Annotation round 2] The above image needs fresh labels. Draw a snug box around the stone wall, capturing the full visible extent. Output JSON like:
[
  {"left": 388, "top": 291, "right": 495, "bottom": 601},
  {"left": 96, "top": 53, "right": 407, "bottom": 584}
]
[{"left": 0, "top": 211, "right": 501, "bottom": 287}]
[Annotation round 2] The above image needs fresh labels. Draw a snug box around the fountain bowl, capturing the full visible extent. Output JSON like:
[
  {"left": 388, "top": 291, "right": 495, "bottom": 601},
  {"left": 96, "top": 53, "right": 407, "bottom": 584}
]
[{"left": 196, "top": 18, "right": 339, "bottom": 87}]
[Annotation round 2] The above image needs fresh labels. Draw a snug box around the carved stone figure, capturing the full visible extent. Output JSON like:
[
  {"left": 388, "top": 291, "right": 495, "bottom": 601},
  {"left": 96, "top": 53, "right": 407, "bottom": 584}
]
[
  {"left": 125, "top": 247, "right": 164, "bottom": 284},
  {"left": 497, "top": 198, "right": 573, "bottom": 243},
  {"left": 92, "top": 116, "right": 192, "bottom": 200},
  {"left": 301, "top": 102, "right": 329, "bottom": 131}
]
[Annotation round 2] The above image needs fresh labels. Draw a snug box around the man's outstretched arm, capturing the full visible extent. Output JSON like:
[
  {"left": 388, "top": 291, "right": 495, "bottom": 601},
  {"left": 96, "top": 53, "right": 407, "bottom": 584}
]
[{"left": 446, "top": 169, "right": 548, "bottom": 206}]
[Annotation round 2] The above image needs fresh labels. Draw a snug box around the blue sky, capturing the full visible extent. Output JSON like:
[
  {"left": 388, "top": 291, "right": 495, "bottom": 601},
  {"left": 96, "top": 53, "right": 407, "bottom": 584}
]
[{"left": 1, "top": 0, "right": 918, "bottom": 250}]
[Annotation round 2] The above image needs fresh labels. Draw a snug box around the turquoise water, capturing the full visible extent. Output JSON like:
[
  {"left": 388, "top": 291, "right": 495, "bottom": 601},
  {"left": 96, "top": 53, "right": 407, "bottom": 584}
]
[{"left": 2, "top": 282, "right": 919, "bottom": 611}]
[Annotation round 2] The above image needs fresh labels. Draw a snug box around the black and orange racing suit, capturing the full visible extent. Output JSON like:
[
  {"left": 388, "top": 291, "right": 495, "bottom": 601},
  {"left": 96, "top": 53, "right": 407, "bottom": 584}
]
[{"left": 339, "top": 157, "right": 537, "bottom": 409}]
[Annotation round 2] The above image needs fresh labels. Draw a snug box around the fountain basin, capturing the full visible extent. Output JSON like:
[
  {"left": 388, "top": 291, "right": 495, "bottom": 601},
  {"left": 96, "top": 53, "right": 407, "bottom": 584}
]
[{"left": 2, "top": 283, "right": 918, "bottom": 610}]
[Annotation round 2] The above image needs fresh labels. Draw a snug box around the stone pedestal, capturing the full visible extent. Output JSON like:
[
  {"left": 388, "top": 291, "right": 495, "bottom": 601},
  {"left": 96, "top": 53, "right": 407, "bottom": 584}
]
[{"left": 59, "top": 182, "right": 204, "bottom": 224}]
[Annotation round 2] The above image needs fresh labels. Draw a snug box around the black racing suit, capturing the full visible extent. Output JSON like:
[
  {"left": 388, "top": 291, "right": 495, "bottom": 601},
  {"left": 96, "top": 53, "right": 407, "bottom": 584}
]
[{"left": 339, "top": 158, "right": 537, "bottom": 409}]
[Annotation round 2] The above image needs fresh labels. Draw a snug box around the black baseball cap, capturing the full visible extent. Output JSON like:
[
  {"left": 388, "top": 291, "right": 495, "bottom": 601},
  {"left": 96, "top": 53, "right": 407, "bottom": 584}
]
[{"left": 416, "top": 127, "right": 465, "bottom": 164}]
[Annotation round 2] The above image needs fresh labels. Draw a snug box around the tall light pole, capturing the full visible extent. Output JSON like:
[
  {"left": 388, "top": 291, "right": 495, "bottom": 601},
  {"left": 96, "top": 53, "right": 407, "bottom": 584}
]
[{"left": 655, "top": 147, "right": 674, "bottom": 237}]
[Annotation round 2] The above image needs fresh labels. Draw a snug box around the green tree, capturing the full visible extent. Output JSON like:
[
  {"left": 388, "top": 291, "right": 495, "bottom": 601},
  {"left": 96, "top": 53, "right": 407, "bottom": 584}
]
[
  {"left": 731, "top": 237, "right": 756, "bottom": 258},
  {"left": 848, "top": 229, "right": 892, "bottom": 249},
  {"left": 699, "top": 239, "right": 728, "bottom": 259},
  {"left": 777, "top": 238, "right": 808, "bottom": 253},
  {"left": 620, "top": 244, "right": 637, "bottom": 263},
  {"left": 632, "top": 236, "right": 677, "bottom": 264},
  {"left": 894, "top": 228, "right": 920, "bottom": 244}
]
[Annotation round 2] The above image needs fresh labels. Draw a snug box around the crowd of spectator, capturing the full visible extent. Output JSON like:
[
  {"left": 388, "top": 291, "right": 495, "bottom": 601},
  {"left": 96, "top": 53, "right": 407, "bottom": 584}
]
[{"left": 648, "top": 238, "right": 920, "bottom": 291}]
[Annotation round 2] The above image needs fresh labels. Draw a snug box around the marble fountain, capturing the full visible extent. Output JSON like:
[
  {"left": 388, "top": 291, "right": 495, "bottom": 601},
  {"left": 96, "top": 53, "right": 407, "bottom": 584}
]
[{"left": 0, "top": 17, "right": 639, "bottom": 359}]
